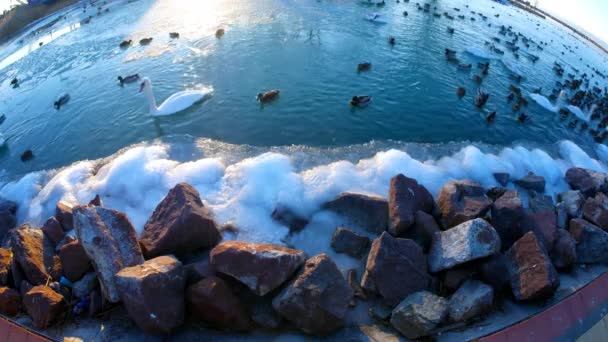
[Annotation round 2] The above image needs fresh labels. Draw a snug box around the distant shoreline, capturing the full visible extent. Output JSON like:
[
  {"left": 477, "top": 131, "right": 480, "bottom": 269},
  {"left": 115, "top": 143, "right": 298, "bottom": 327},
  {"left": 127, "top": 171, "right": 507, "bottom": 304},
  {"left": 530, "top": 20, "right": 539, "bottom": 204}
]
[{"left": 509, "top": 0, "right": 608, "bottom": 55}]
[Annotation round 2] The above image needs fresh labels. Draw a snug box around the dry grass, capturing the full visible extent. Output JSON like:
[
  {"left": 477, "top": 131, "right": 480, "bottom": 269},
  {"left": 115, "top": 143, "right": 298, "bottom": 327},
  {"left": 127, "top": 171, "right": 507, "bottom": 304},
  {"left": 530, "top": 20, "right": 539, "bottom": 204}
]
[{"left": 0, "top": 0, "right": 79, "bottom": 43}]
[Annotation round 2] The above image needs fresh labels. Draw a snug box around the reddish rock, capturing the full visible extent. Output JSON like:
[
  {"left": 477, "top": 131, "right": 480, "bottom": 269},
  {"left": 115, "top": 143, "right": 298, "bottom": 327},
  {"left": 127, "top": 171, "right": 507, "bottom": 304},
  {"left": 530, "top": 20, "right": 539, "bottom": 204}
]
[
  {"left": 388, "top": 174, "right": 435, "bottom": 236},
  {"left": 184, "top": 259, "right": 215, "bottom": 285},
  {"left": 140, "top": 183, "right": 221, "bottom": 259},
  {"left": 323, "top": 193, "right": 388, "bottom": 234},
  {"left": 59, "top": 241, "right": 91, "bottom": 282},
  {"left": 0, "top": 287, "right": 21, "bottom": 316},
  {"left": 186, "top": 276, "right": 252, "bottom": 331},
  {"left": 23, "top": 286, "right": 65, "bottom": 329},
  {"left": 72, "top": 206, "right": 144, "bottom": 303},
  {"left": 41, "top": 217, "right": 64, "bottom": 246},
  {"left": 582, "top": 193, "right": 608, "bottom": 230},
  {"left": 437, "top": 180, "right": 492, "bottom": 228},
  {"left": 210, "top": 241, "right": 305, "bottom": 296},
  {"left": 54, "top": 235, "right": 76, "bottom": 253},
  {"left": 550, "top": 229, "right": 577, "bottom": 269},
  {"left": 505, "top": 232, "right": 559, "bottom": 301},
  {"left": 521, "top": 194, "right": 558, "bottom": 251},
  {"left": 403, "top": 210, "right": 440, "bottom": 251},
  {"left": 56, "top": 201, "right": 74, "bottom": 231},
  {"left": 361, "top": 232, "right": 430, "bottom": 306},
  {"left": 330, "top": 227, "right": 370, "bottom": 258},
  {"left": 491, "top": 190, "right": 524, "bottom": 251},
  {"left": 514, "top": 173, "right": 545, "bottom": 192},
  {"left": 115, "top": 255, "right": 185, "bottom": 334},
  {"left": 273, "top": 254, "right": 353, "bottom": 335},
  {"left": 0, "top": 248, "right": 12, "bottom": 286},
  {"left": 565, "top": 167, "right": 608, "bottom": 197},
  {"left": 89, "top": 194, "right": 103, "bottom": 207},
  {"left": 569, "top": 218, "right": 608, "bottom": 264},
  {"left": 9, "top": 226, "right": 61, "bottom": 285}
]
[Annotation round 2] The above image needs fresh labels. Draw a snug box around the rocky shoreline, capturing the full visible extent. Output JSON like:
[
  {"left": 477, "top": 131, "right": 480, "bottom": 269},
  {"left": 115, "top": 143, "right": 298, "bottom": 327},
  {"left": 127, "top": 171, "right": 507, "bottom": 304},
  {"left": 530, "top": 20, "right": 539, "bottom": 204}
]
[{"left": 0, "top": 166, "right": 607, "bottom": 339}]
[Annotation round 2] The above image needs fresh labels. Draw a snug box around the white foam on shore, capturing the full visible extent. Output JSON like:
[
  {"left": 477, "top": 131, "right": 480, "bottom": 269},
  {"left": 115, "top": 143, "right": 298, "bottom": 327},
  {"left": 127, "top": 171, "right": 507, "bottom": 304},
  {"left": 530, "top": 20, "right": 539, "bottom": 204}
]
[
  {"left": 530, "top": 93, "right": 559, "bottom": 113},
  {"left": 0, "top": 139, "right": 605, "bottom": 263}
]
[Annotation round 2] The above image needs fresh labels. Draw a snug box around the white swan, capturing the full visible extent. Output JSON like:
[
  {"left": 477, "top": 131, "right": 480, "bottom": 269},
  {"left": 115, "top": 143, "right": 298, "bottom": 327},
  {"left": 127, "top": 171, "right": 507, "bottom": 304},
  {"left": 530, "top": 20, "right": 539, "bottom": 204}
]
[{"left": 139, "top": 77, "right": 213, "bottom": 116}]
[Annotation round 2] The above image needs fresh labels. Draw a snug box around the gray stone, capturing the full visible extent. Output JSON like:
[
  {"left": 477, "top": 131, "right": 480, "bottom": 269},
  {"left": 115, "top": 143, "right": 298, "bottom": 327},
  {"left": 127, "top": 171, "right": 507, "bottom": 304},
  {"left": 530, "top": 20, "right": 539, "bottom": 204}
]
[
  {"left": 514, "top": 173, "right": 545, "bottom": 192},
  {"left": 558, "top": 190, "right": 585, "bottom": 218},
  {"left": 72, "top": 272, "right": 98, "bottom": 299},
  {"left": 322, "top": 193, "right": 388, "bottom": 234},
  {"left": 390, "top": 291, "right": 448, "bottom": 340},
  {"left": 428, "top": 218, "right": 500, "bottom": 273},
  {"left": 448, "top": 280, "right": 494, "bottom": 322},
  {"left": 569, "top": 218, "right": 608, "bottom": 264},
  {"left": 550, "top": 229, "right": 577, "bottom": 269}
]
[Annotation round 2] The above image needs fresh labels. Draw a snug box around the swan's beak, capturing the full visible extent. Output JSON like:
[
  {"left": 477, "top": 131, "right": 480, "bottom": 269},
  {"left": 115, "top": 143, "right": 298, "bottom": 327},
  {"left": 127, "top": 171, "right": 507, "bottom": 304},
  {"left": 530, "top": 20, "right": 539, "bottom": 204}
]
[{"left": 139, "top": 82, "right": 145, "bottom": 93}]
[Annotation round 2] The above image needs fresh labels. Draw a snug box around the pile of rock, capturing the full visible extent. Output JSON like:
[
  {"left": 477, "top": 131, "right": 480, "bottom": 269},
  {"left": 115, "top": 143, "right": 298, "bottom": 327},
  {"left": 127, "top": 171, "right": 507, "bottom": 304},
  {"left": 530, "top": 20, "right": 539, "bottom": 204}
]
[{"left": 0, "top": 167, "right": 606, "bottom": 339}]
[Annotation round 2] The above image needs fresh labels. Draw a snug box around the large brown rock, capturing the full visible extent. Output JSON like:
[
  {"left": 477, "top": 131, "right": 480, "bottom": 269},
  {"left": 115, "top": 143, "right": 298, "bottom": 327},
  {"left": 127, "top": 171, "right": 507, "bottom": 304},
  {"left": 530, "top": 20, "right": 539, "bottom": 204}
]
[
  {"left": 550, "top": 229, "right": 577, "bottom": 269},
  {"left": 73, "top": 205, "right": 144, "bottom": 302},
  {"left": 0, "top": 248, "right": 12, "bottom": 286},
  {"left": 41, "top": 217, "right": 64, "bottom": 246},
  {"left": 10, "top": 226, "right": 61, "bottom": 285},
  {"left": 405, "top": 210, "right": 441, "bottom": 252},
  {"left": 521, "top": 193, "right": 558, "bottom": 251},
  {"left": 0, "top": 287, "right": 20, "bottom": 316},
  {"left": 388, "top": 174, "right": 435, "bottom": 236},
  {"left": 273, "top": 254, "right": 353, "bottom": 335},
  {"left": 59, "top": 240, "right": 91, "bottom": 282},
  {"left": 23, "top": 286, "right": 65, "bottom": 329},
  {"left": 565, "top": 167, "right": 608, "bottom": 197},
  {"left": 569, "top": 218, "right": 608, "bottom": 264},
  {"left": 186, "top": 276, "right": 252, "bottom": 331},
  {"left": 582, "top": 193, "right": 608, "bottom": 230},
  {"left": 361, "top": 232, "right": 430, "bottom": 306},
  {"left": 437, "top": 180, "right": 491, "bottom": 228},
  {"left": 115, "top": 255, "right": 185, "bottom": 334},
  {"left": 490, "top": 190, "right": 524, "bottom": 251},
  {"left": 390, "top": 291, "right": 448, "bottom": 340},
  {"left": 56, "top": 201, "right": 73, "bottom": 231},
  {"left": 0, "top": 198, "right": 17, "bottom": 241},
  {"left": 322, "top": 192, "right": 388, "bottom": 234},
  {"left": 210, "top": 241, "right": 305, "bottom": 296},
  {"left": 428, "top": 218, "right": 500, "bottom": 273},
  {"left": 514, "top": 173, "right": 545, "bottom": 192},
  {"left": 505, "top": 232, "right": 559, "bottom": 301},
  {"left": 140, "top": 183, "right": 221, "bottom": 259},
  {"left": 330, "top": 227, "right": 370, "bottom": 258}
]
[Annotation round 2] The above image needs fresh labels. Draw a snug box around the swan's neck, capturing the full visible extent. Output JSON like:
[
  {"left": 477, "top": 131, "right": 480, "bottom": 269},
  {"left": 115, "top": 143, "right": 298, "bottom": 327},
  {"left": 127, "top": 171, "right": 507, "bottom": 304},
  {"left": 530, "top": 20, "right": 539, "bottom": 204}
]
[{"left": 143, "top": 83, "right": 159, "bottom": 114}]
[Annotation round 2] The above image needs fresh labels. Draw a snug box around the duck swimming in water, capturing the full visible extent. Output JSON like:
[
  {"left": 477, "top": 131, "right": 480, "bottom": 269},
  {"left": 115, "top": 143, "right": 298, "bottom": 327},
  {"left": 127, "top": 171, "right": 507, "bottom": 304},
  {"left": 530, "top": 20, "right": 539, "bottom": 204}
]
[
  {"left": 388, "top": 37, "right": 396, "bottom": 45},
  {"left": 54, "top": 94, "right": 70, "bottom": 110},
  {"left": 458, "top": 63, "right": 472, "bottom": 70},
  {"left": 351, "top": 96, "right": 372, "bottom": 107},
  {"left": 216, "top": 28, "right": 225, "bottom": 38},
  {"left": 140, "top": 38, "right": 153, "bottom": 45},
  {"left": 10, "top": 78, "right": 18, "bottom": 88},
  {"left": 119, "top": 40, "right": 132, "bottom": 48},
  {"left": 257, "top": 90, "right": 280, "bottom": 103},
  {"left": 118, "top": 74, "right": 141, "bottom": 86},
  {"left": 486, "top": 111, "right": 496, "bottom": 122},
  {"left": 21, "top": 150, "right": 34, "bottom": 162},
  {"left": 475, "top": 89, "right": 490, "bottom": 108},
  {"left": 169, "top": 32, "right": 180, "bottom": 39},
  {"left": 457, "top": 87, "right": 466, "bottom": 98},
  {"left": 357, "top": 62, "right": 372, "bottom": 72},
  {"left": 517, "top": 113, "right": 529, "bottom": 123}
]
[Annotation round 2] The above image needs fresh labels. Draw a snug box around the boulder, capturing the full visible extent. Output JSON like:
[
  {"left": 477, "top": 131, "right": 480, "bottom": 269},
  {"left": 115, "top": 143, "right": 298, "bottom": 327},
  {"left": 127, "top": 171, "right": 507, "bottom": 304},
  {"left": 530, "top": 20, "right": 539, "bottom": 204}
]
[
  {"left": 486, "top": 187, "right": 507, "bottom": 202},
  {"left": 73, "top": 205, "right": 144, "bottom": 302},
  {"left": 139, "top": 183, "right": 221, "bottom": 259},
  {"left": 251, "top": 299, "right": 282, "bottom": 330},
  {"left": 271, "top": 205, "right": 309, "bottom": 233},
  {"left": 493, "top": 173, "right": 510, "bottom": 187},
  {"left": 0, "top": 287, "right": 20, "bottom": 316},
  {"left": 23, "top": 286, "right": 65, "bottom": 329},
  {"left": 514, "top": 173, "right": 545, "bottom": 192},
  {"left": 505, "top": 232, "right": 559, "bottom": 301},
  {"left": 556, "top": 202, "right": 568, "bottom": 230},
  {"left": 56, "top": 201, "right": 74, "bottom": 231},
  {"left": 428, "top": 218, "right": 500, "bottom": 273},
  {"left": 448, "top": 280, "right": 494, "bottom": 322},
  {"left": 330, "top": 227, "right": 370, "bottom": 258},
  {"left": 115, "top": 255, "right": 185, "bottom": 334},
  {"left": 404, "top": 210, "right": 440, "bottom": 251},
  {"left": 184, "top": 258, "right": 215, "bottom": 285},
  {"left": 361, "top": 232, "right": 430, "bottom": 306},
  {"left": 59, "top": 240, "right": 91, "bottom": 282},
  {"left": 186, "top": 276, "right": 252, "bottom": 331},
  {"left": 273, "top": 254, "right": 353, "bottom": 335},
  {"left": 72, "top": 272, "right": 98, "bottom": 299},
  {"left": 10, "top": 226, "right": 61, "bottom": 285},
  {"left": 0, "top": 248, "right": 12, "bottom": 286},
  {"left": 521, "top": 194, "right": 558, "bottom": 251},
  {"left": 54, "top": 235, "right": 75, "bottom": 253},
  {"left": 437, "top": 180, "right": 492, "bottom": 228},
  {"left": 41, "top": 217, "right": 64, "bottom": 246},
  {"left": 390, "top": 291, "right": 448, "bottom": 340},
  {"left": 582, "top": 193, "right": 608, "bottom": 230},
  {"left": 569, "top": 219, "right": 608, "bottom": 264},
  {"left": 0, "top": 198, "right": 17, "bottom": 241},
  {"left": 388, "top": 174, "right": 435, "bottom": 236},
  {"left": 557, "top": 190, "right": 585, "bottom": 218},
  {"left": 479, "top": 254, "right": 510, "bottom": 292},
  {"left": 322, "top": 193, "right": 388, "bottom": 234},
  {"left": 490, "top": 190, "right": 524, "bottom": 251},
  {"left": 550, "top": 229, "right": 576, "bottom": 269},
  {"left": 442, "top": 267, "right": 475, "bottom": 292},
  {"left": 210, "top": 241, "right": 305, "bottom": 296},
  {"left": 565, "top": 167, "right": 608, "bottom": 197},
  {"left": 89, "top": 194, "right": 103, "bottom": 207}
]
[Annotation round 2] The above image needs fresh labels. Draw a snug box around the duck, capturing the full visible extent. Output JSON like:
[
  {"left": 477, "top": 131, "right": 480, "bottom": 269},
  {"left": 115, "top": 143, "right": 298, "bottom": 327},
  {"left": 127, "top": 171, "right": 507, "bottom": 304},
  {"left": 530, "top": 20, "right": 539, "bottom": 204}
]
[
  {"left": 447, "top": 27, "right": 454, "bottom": 34},
  {"left": 350, "top": 96, "right": 372, "bottom": 107},
  {"left": 486, "top": 111, "right": 496, "bottom": 122},
  {"left": 140, "top": 38, "right": 153, "bottom": 45},
  {"left": 517, "top": 113, "right": 529, "bottom": 123},
  {"left": 119, "top": 40, "right": 132, "bottom": 48},
  {"left": 507, "top": 92, "right": 515, "bottom": 102},
  {"left": 475, "top": 89, "right": 490, "bottom": 108},
  {"left": 169, "top": 32, "right": 180, "bottom": 39},
  {"left": 257, "top": 90, "right": 280, "bottom": 103},
  {"left": 139, "top": 77, "right": 213, "bottom": 116},
  {"left": 473, "top": 75, "right": 483, "bottom": 84},
  {"left": 403, "top": 11, "right": 408, "bottom": 17},
  {"left": 21, "top": 150, "right": 34, "bottom": 162},
  {"left": 457, "top": 87, "right": 466, "bottom": 98},
  {"left": 357, "top": 62, "right": 372, "bottom": 72},
  {"left": 458, "top": 63, "right": 472, "bottom": 70},
  {"left": 388, "top": 37, "right": 396, "bottom": 45},
  {"left": 0, "top": 114, "right": 5, "bottom": 126},
  {"left": 54, "top": 94, "right": 70, "bottom": 110},
  {"left": 216, "top": 28, "right": 225, "bottom": 38},
  {"left": 445, "top": 48, "right": 457, "bottom": 56},
  {"left": 118, "top": 74, "right": 140, "bottom": 86},
  {"left": 10, "top": 78, "right": 19, "bottom": 88}
]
